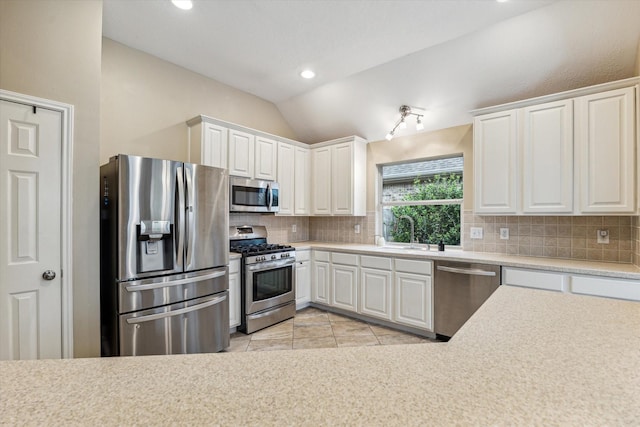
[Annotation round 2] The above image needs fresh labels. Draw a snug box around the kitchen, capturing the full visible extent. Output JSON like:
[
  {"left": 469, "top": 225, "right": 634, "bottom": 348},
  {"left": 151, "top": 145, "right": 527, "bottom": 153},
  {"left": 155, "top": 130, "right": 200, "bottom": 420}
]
[{"left": 1, "top": 0, "right": 640, "bottom": 424}]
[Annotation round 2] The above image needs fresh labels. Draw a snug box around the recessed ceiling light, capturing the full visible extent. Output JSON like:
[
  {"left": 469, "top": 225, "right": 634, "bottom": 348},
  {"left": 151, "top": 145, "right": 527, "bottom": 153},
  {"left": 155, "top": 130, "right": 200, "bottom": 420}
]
[
  {"left": 172, "top": 0, "right": 193, "bottom": 10},
  {"left": 496, "top": 0, "right": 509, "bottom": 3},
  {"left": 300, "top": 70, "right": 316, "bottom": 79}
]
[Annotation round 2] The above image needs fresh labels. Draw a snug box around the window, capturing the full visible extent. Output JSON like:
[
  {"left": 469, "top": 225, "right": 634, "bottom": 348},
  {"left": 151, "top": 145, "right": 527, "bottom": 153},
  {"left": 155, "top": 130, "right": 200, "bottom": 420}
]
[{"left": 380, "top": 156, "right": 463, "bottom": 246}]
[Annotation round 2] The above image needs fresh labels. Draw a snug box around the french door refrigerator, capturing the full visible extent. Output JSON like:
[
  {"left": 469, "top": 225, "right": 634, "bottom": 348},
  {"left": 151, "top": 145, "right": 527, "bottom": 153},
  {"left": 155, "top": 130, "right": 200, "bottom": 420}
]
[{"left": 100, "top": 154, "right": 229, "bottom": 356}]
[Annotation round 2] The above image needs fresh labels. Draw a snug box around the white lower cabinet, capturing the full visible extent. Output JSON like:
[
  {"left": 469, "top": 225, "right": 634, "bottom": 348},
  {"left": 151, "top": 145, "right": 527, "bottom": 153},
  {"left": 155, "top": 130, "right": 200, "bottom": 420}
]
[
  {"left": 295, "top": 250, "right": 311, "bottom": 308},
  {"left": 503, "top": 266, "right": 640, "bottom": 302},
  {"left": 229, "top": 258, "right": 241, "bottom": 328},
  {"left": 310, "top": 250, "right": 433, "bottom": 331},
  {"left": 331, "top": 253, "right": 359, "bottom": 312},
  {"left": 394, "top": 272, "right": 433, "bottom": 330},
  {"left": 312, "top": 251, "right": 330, "bottom": 305}
]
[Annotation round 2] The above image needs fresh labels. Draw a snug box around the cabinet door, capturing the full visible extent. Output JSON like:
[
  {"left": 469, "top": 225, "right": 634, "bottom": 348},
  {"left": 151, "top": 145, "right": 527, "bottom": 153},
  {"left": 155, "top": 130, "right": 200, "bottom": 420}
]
[
  {"left": 575, "top": 87, "right": 635, "bottom": 213},
  {"left": 228, "top": 129, "right": 254, "bottom": 178},
  {"left": 311, "top": 146, "right": 332, "bottom": 215},
  {"left": 331, "top": 264, "right": 358, "bottom": 312},
  {"left": 200, "top": 123, "right": 228, "bottom": 169},
  {"left": 394, "top": 272, "right": 432, "bottom": 330},
  {"left": 522, "top": 100, "right": 573, "bottom": 213},
  {"left": 254, "top": 136, "right": 277, "bottom": 181},
  {"left": 295, "top": 261, "right": 311, "bottom": 307},
  {"left": 473, "top": 110, "right": 518, "bottom": 214},
  {"left": 312, "top": 260, "right": 330, "bottom": 304},
  {"left": 332, "top": 142, "right": 353, "bottom": 215},
  {"left": 277, "top": 142, "right": 294, "bottom": 215},
  {"left": 360, "top": 268, "right": 392, "bottom": 320},
  {"left": 294, "top": 146, "right": 311, "bottom": 215},
  {"left": 229, "top": 260, "right": 241, "bottom": 328}
]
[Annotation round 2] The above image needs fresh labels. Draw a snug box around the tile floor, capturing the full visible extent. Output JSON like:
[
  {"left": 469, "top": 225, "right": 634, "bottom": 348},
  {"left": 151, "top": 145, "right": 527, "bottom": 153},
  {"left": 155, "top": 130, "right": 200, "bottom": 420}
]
[{"left": 226, "top": 307, "right": 439, "bottom": 352}]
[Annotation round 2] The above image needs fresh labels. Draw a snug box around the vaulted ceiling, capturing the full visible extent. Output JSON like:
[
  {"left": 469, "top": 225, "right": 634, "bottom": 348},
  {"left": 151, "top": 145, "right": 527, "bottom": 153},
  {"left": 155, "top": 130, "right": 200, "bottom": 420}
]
[{"left": 103, "top": 0, "right": 640, "bottom": 143}]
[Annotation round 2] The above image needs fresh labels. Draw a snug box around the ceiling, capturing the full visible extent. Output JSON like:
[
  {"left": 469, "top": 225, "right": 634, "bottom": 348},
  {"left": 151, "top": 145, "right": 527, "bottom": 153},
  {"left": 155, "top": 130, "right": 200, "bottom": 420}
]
[{"left": 103, "top": 0, "right": 640, "bottom": 143}]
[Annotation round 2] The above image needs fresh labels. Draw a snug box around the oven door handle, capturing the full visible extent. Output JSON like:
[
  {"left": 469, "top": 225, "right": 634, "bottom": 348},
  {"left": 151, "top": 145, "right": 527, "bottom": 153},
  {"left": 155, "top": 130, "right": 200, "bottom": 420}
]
[
  {"left": 125, "top": 294, "right": 227, "bottom": 324},
  {"left": 246, "top": 258, "right": 296, "bottom": 272}
]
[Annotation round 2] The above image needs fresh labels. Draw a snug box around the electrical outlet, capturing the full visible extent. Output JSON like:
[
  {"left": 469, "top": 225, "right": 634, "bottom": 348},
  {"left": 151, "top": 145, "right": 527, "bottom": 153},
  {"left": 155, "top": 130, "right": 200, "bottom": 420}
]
[
  {"left": 597, "top": 229, "right": 609, "bottom": 244},
  {"left": 354, "top": 224, "right": 361, "bottom": 234},
  {"left": 470, "top": 227, "right": 483, "bottom": 239},
  {"left": 500, "top": 228, "right": 509, "bottom": 240},
  {"left": 292, "top": 224, "right": 297, "bottom": 233}
]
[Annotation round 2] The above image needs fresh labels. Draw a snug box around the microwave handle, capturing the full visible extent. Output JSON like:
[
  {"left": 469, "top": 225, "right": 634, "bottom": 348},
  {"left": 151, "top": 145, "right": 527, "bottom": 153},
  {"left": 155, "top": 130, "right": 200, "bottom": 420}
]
[{"left": 266, "top": 183, "right": 272, "bottom": 210}]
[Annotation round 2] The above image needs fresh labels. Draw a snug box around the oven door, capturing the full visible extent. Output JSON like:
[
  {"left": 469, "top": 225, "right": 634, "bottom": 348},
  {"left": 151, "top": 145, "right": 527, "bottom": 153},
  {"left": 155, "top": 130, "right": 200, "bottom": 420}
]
[{"left": 245, "top": 258, "right": 295, "bottom": 314}]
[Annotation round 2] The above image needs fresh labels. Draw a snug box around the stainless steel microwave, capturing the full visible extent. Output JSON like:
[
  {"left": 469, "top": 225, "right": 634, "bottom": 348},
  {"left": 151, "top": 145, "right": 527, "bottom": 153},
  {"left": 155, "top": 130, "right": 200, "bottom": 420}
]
[{"left": 230, "top": 177, "right": 279, "bottom": 213}]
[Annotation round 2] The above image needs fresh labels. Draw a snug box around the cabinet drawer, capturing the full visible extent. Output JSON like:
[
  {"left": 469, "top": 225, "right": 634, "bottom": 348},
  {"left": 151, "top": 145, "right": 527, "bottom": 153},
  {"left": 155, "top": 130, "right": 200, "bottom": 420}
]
[
  {"left": 296, "top": 250, "right": 310, "bottom": 262},
  {"left": 314, "top": 251, "right": 330, "bottom": 262},
  {"left": 229, "top": 259, "right": 240, "bottom": 274},
  {"left": 360, "top": 255, "right": 392, "bottom": 270},
  {"left": 571, "top": 275, "right": 640, "bottom": 301},
  {"left": 395, "top": 259, "right": 432, "bottom": 275},
  {"left": 332, "top": 252, "right": 359, "bottom": 266},
  {"left": 503, "top": 267, "right": 566, "bottom": 292}
]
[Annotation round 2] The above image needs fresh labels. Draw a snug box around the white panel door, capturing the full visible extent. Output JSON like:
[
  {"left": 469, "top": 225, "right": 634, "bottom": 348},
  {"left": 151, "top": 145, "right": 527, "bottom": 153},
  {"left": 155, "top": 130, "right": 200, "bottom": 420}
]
[
  {"left": 0, "top": 100, "right": 62, "bottom": 360},
  {"left": 394, "top": 272, "right": 432, "bottom": 330},
  {"left": 228, "top": 129, "right": 254, "bottom": 178},
  {"left": 254, "top": 136, "right": 277, "bottom": 181},
  {"left": 228, "top": 259, "right": 241, "bottom": 328},
  {"left": 294, "top": 146, "right": 310, "bottom": 215},
  {"left": 332, "top": 142, "right": 354, "bottom": 215},
  {"left": 331, "top": 264, "right": 358, "bottom": 312},
  {"left": 473, "top": 110, "right": 518, "bottom": 214},
  {"left": 360, "top": 268, "right": 392, "bottom": 320},
  {"left": 201, "top": 123, "right": 228, "bottom": 169},
  {"left": 277, "top": 142, "right": 294, "bottom": 215},
  {"left": 521, "top": 100, "right": 574, "bottom": 213},
  {"left": 311, "top": 260, "right": 330, "bottom": 304},
  {"left": 575, "top": 87, "right": 635, "bottom": 213},
  {"left": 295, "top": 260, "right": 311, "bottom": 307},
  {"left": 311, "top": 146, "right": 332, "bottom": 215}
]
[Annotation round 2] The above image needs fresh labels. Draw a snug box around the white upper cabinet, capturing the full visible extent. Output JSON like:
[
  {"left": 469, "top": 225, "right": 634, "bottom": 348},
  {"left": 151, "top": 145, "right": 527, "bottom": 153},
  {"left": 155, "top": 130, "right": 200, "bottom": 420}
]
[
  {"left": 277, "top": 142, "right": 294, "bottom": 215},
  {"left": 521, "top": 100, "right": 574, "bottom": 213},
  {"left": 312, "top": 137, "right": 367, "bottom": 216},
  {"left": 187, "top": 121, "right": 228, "bottom": 169},
  {"left": 575, "top": 87, "right": 635, "bottom": 213},
  {"left": 294, "top": 146, "right": 311, "bottom": 215},
  {"left": 472, "top": 78, "right": 638, "bottom": 215},
  {"left": 228, "top": 129, "right": 255, "bottom": 178},
  {"left": 254, "top": 136, "right": 277, "bottom": 181},
  {"left": 473, "top": 110, "right": 518, "bottom": 214}
]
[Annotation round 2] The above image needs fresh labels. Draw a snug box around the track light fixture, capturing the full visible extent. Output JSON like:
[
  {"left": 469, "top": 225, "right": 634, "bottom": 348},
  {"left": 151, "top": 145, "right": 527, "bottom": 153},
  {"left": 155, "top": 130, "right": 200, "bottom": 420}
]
[{"left": 386, "top": 105, "right": 425, "bottom": 140}]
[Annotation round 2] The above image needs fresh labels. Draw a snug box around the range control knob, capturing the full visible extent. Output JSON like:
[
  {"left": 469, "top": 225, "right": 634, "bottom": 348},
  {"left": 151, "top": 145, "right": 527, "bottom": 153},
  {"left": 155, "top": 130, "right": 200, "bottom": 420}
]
[{"left": 271, "top": 255, "right": 277, "bottom": 260}]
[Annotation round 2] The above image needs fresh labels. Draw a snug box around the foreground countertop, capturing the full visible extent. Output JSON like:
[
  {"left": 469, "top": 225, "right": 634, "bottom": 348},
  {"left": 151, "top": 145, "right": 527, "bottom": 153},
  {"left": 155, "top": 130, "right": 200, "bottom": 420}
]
[
  {"left": 1, "top": 286, "right": 639, "bottom": 425},
  {"left": 290, "top": 241, "right": 640, "bottom": 280}
]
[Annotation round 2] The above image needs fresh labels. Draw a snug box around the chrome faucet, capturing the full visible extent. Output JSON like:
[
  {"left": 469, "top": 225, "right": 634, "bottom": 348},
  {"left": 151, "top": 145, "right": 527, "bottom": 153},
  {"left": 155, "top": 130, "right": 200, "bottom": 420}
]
[{"left": 399, "top": 215, "right": 416, "bottom": 248}]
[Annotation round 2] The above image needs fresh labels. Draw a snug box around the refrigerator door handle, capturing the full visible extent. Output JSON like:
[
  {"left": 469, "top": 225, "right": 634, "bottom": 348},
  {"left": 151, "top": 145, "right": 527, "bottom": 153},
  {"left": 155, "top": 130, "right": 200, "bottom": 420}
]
[
  {"left": 175, "top": 166, "right": 185, "bottom": 270},
  {"left": 184, "top": 164, "right": 194, "bottom": 269},
  {"left": 124, "top": 269, "right": 227, "bottom": 292},
  {"left": 125, "top": 293, "right": 227, "bottom": 324}
]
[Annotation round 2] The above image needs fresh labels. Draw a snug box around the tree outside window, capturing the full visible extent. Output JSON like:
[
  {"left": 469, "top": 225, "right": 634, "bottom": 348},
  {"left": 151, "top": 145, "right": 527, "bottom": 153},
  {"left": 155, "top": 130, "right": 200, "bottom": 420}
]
[{"left": 381, "top": 156, "right": 463, "bottom": 246}]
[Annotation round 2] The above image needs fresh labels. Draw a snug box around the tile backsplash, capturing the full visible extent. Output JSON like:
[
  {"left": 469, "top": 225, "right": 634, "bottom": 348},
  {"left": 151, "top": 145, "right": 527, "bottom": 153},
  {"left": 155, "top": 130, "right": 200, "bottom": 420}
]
[
  {"left": 462, "top": 211, "right": 634, "bottom": 264},
  {"left": 231, "top": 211, "right": 640, "bottom": 267}
]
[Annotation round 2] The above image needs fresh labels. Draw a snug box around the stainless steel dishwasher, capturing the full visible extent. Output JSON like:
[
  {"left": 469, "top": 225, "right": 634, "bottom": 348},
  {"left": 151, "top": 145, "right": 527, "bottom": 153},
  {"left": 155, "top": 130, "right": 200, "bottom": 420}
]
[{"left": 434, "top": 261, "right": 501, "bottom": 341}]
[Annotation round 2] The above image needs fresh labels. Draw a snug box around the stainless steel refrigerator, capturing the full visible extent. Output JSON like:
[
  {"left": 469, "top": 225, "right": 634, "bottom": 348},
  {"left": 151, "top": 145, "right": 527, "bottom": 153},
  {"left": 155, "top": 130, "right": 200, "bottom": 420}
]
[{"left": 100, "top": 154, "right": 229, "bottom": 356}]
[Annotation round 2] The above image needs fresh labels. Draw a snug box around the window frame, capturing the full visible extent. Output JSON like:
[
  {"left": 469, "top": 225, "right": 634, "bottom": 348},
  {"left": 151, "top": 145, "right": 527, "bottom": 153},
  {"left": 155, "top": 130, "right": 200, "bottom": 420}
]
[{"left": 377, "top": 156, "right": 463, "bottom": 249}]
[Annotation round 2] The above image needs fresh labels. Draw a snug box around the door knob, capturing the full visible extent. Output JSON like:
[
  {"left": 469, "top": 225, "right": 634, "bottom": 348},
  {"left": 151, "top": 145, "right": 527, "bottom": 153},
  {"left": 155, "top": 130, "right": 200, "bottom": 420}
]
[{"left": 42, "top": 270, "right": 56, "bottom": 280}]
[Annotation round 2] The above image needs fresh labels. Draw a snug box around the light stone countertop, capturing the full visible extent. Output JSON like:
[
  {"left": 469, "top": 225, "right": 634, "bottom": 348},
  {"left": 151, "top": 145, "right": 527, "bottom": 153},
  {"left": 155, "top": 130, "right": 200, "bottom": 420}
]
[
  {"left": 1, "top": 286, "right": 639, "bottom": 425},
  {"left": 290, "top": 241, "right": 640, "bottom": 280}
]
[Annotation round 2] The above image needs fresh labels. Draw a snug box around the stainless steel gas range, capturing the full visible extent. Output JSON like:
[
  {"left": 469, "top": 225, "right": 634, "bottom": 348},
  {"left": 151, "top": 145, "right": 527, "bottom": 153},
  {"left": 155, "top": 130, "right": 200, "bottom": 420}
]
[{"left": 230, "top": 226, "right": 296, "bottom": 334}]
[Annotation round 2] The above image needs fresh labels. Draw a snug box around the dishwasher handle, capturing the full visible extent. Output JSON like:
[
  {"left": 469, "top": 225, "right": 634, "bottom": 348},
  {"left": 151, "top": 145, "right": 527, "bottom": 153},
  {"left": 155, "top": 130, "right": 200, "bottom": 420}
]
[{"left": 436, "top": 265, "right": 497, "bottom": 277}]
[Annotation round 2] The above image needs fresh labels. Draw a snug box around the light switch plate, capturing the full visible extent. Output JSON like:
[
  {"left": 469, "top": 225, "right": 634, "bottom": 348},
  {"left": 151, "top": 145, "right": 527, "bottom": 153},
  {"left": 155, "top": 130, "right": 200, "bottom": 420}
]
[
  {"left": 354, "top": 224, "right": 361, "bottom": 234},
  {"left": 292, "top": 224, "right": 297, "bottom": 233},
  {"left": 470, "top": 227, "right": 483, "bottom": 239}
]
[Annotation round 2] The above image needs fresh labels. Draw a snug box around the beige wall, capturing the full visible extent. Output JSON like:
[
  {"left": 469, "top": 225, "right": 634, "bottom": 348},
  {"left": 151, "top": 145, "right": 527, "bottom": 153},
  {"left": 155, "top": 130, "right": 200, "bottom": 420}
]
[
  {"left": 366, "top": 125, "right": 474, "bottom": 212},
  {"left": 0, "top": 0, "right": 102, "bottom": 357},
  {"left": 636, "top": 37, "right": 640, "bottom": 76},
  {"left": 101, "top": 39, "right": 298, "bottom": 164}
]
